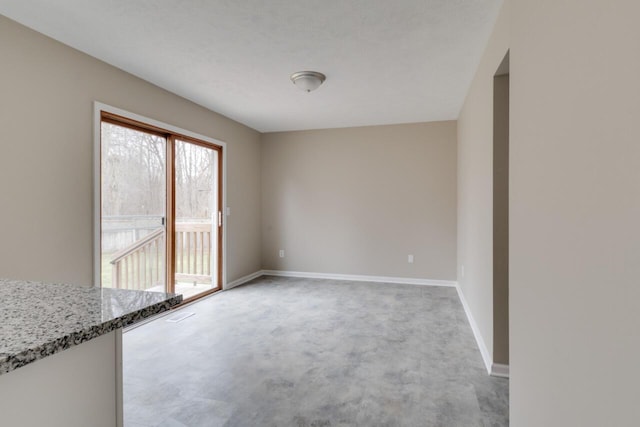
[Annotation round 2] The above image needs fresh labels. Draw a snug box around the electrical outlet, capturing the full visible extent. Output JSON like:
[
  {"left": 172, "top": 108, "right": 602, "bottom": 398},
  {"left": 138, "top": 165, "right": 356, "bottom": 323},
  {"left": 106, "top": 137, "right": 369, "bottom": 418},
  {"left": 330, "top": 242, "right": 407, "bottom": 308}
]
[
  {"left": 408, "top": 254, "right": 414, "bottom": 264},
  {"left": 279, "top": 249, "right": 285, "bottom": 258}
]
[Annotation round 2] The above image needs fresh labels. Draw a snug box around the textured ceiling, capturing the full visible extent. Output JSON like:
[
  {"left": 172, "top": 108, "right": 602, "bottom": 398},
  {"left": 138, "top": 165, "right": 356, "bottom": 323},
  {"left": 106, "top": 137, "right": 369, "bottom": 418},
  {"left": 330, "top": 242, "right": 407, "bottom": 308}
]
[{"left": 0, "top": 0, "right": 502, "bottom": 132}]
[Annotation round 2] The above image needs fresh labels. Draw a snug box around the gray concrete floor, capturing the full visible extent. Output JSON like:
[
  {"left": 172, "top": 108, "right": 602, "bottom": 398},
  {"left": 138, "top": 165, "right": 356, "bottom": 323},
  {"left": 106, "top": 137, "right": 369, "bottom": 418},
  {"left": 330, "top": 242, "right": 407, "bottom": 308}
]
[{"left": 123, "top": 276, "right": 509, "bottom": 426}]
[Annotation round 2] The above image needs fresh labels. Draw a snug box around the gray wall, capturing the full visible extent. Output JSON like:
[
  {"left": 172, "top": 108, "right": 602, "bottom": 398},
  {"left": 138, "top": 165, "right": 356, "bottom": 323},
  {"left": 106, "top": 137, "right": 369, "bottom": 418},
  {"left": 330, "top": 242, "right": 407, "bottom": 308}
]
[
  {"left": 261, "top": 122, "right": 457, "bottom": 280},
  {"left": 0, "top": 16, "right": 262, "bottom": 285}
]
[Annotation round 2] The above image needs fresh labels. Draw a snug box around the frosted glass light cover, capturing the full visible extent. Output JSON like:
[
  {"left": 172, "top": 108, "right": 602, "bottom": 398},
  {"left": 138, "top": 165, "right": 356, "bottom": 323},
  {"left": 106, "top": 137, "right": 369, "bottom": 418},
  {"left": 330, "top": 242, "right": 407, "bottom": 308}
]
[{"left": 290, "top": 71, "right": 326, "bottom": 92}]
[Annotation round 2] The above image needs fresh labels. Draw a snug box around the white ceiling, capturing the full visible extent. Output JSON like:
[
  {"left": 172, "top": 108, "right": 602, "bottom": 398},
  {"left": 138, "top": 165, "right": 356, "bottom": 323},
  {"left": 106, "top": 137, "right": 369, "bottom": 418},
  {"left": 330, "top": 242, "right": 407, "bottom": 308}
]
[{"left": 0, "top": 0, "right": 502, "bottom": 132}]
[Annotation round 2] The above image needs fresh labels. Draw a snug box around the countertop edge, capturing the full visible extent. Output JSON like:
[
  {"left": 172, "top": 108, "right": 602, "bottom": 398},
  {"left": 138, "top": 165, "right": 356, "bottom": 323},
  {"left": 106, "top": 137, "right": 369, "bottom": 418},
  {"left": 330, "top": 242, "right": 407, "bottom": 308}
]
[{"left": 0, "top": 294, "right": 182, "bottom": 375}]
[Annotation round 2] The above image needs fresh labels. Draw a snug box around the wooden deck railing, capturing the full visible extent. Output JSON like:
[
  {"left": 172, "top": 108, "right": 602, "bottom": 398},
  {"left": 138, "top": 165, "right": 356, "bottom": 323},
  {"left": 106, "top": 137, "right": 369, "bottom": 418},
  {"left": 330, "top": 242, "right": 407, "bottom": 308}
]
[
  {"left": 110, "top": 223, "right": 213, "bottom": 290},
  {"left": 175, "top": 223, "right": 213, "bottom": 284},
  {"left": 110, "top": 228, "right": 165, "bottom": 290}
]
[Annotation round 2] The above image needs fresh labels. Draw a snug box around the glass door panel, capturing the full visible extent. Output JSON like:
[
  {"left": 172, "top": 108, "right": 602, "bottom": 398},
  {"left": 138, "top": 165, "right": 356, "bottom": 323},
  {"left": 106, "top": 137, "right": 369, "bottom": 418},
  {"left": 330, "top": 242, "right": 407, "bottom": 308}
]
[
  {"left": 173, "top": 139, "right": 219, "bottom": 299},
  {"left": 100, "top": 122, "right": 166, "bottom": 291}
]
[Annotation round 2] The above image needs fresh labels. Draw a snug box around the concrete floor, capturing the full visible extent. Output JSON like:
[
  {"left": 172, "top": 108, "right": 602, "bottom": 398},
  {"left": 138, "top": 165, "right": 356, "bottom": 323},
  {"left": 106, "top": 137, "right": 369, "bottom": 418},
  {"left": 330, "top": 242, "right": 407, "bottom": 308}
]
[{"left": 123, "top": 276, "right": 509, "bottom": 426}]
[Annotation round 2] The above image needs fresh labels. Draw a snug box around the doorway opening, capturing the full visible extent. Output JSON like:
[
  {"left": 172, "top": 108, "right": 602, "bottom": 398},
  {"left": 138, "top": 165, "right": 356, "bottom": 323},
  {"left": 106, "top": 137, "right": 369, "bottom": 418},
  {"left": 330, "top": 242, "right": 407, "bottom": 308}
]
[
  {"left": 493, "top": 51, "right": 510, "bottom": 370},
  {"left": 96, "top": 107, "right": 224, "bottom": 303}
]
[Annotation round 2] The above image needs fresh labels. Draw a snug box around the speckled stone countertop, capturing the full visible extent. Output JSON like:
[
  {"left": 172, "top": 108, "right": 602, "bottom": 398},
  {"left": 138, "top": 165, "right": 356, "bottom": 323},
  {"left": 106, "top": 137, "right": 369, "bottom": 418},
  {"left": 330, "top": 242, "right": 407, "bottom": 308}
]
[{"left": 0, "top": 278, "right": 182, "bottom": 375}]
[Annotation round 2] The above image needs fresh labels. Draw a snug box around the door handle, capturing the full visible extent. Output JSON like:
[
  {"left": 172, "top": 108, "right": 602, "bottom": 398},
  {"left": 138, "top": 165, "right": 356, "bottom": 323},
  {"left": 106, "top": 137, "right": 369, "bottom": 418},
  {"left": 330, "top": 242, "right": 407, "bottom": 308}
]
[{"left": 218, "top": 211, "right": 222, "bottom": 227}]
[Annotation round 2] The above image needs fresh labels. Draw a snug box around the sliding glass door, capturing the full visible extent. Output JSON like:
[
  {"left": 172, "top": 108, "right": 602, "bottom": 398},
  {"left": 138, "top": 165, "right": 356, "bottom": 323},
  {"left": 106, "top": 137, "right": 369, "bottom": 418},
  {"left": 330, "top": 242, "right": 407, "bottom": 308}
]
[
  {"left": 173, "top": 138, "right": 221, "bottom": 298},
  {"left": 100, "top": 121, "right": 167, "bottom": 291},
  {"left": 99, "top": 114, "right": 222, "bottom": 301}
]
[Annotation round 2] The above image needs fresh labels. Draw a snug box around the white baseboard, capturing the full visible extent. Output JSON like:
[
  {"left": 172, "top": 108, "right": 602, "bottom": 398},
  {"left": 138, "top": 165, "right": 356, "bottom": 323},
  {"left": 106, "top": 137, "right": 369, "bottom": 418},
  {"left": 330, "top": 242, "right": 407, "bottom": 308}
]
[
  {"left": 225, "top": 270, "right": 264, "bottom": 290},
  {"left": 491, "top": 363, "right": 510, "bottom": 378},
  {"left": 261, "top": 269, "right": 457, "bottom": 287},
  {"left": 455, "top": 285, "right": 493, "bottom": 375}
]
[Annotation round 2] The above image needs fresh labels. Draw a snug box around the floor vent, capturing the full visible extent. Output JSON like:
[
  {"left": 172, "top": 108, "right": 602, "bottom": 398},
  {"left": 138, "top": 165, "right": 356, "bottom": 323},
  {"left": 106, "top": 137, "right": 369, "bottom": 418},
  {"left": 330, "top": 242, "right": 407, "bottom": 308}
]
[{"left": 166, "top": 312, "right": 195, "bottom": 323}]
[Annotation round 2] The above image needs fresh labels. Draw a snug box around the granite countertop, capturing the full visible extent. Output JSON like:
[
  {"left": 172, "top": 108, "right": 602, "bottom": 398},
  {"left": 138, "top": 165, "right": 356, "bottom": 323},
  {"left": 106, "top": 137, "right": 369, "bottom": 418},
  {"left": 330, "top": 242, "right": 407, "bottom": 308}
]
[{"left": 0, "top": 278, "right": 182, "bottom": 375}]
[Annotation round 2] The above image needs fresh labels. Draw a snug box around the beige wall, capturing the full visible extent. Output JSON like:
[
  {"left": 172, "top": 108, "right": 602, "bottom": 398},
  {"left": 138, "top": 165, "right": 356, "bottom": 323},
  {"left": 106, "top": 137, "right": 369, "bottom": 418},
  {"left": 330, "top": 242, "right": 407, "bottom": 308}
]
[
  {"left": 0, "top": 331, "right": 118, "bottom": 426},
  {"left": 261, "top": 122, "right": 457, "bottom": 280},
  {"left": 510, "top": 0, "right": 640, "bottom": 425},
  {"left": 0, "top": 16, "right": 262, "bottom": 286},
  {"left": 457, "top": 0, "right": 509, "bottom": 367}
]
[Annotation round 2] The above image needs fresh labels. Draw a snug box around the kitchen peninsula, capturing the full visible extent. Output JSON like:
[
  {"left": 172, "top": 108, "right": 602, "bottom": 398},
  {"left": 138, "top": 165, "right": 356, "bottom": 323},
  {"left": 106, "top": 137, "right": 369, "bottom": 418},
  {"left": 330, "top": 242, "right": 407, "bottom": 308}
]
[{"left": 0, "top": 278, "right": 181, "bottom": 426}]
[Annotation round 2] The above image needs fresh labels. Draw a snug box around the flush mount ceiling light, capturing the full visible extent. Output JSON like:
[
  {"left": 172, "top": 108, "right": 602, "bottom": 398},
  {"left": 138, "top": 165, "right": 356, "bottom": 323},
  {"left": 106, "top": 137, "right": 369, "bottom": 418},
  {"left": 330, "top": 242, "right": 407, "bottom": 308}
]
[{"left": 290, "top": 71, "right": 326, "bottom": 92}]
